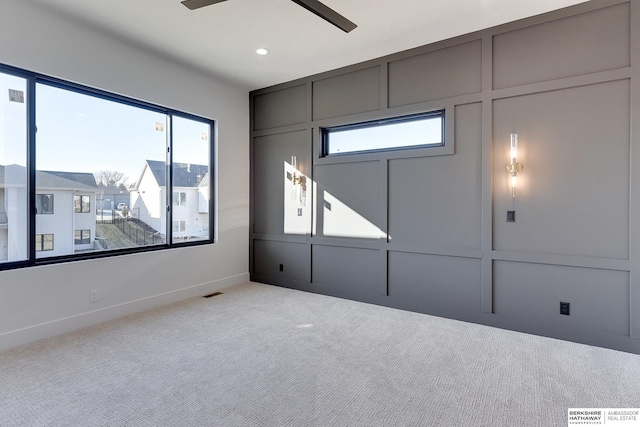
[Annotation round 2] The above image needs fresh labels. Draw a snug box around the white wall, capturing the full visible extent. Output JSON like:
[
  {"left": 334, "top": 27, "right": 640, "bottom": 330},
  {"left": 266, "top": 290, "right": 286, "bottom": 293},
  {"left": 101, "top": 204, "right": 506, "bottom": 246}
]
[{"left": 0, "top": 0, "right": 250, "bottom": 350}]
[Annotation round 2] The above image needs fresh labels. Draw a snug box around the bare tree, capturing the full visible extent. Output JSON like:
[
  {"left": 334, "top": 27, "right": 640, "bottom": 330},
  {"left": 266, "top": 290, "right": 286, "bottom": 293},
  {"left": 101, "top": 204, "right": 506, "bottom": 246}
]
[{"left": 94, "top": 170, "right": 128, "bottom": 188}]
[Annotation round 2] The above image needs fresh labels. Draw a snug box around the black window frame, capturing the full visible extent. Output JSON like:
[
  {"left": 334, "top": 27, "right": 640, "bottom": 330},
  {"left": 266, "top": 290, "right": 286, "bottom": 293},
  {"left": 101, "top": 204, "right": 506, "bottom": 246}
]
[
  {"left": 321, "top": 110, "right": 445, "bottom": 157},
  {"left": 0, "top": 62, "right": 216, "bottom": 271},
  {"left": 74, "top": 229, "right": 91, "bottom": 245},
  {"left": 74, "top": 195, "right": 91, "bottom": 213},
  {"left": 35, "top": 234, "right": 54, "bottom": 252}
]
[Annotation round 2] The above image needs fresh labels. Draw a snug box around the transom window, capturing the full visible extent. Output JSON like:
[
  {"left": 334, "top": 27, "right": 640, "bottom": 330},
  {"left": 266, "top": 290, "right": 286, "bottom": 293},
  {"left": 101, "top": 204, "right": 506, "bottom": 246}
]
[{"left": 322, "top": 110, "right": 444, "bottom": 156}]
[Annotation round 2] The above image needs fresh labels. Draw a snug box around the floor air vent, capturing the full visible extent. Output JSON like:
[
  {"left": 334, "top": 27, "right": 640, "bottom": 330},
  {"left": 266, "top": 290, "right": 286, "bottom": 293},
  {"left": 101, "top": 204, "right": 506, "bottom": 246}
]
[{"left": 203, "top": 292, "right": 223, "bottom": 298}]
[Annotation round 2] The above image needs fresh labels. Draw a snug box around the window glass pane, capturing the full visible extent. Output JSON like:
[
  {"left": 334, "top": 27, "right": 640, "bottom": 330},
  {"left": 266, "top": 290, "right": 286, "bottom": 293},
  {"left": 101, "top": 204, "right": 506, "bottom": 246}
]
[
  {"left": 0, "top": 72, "right": 28, "bottom": 263},
  {"left": 36, "top": 194, "right": 54, "bottom": 214},
  {"left": 36, "top": 83, "right": 167, "bottom": 258},
  {"left": 82, "top": 195, "right": 90, "bottom": 213},
  {"left": 75, "top": 229, "right": 90, "bottom": 245},
  {"left": 35, "top": 234, "right": 54, "bottom": 252},
  {"left": 43, "top": 234, "right": 53, "bottom": 251},
  {"left": 171, "top": 116, "right": 211, "bottom": 244},
  {"left": 324, "top": 112, "right": 444, "bottom": 155}
]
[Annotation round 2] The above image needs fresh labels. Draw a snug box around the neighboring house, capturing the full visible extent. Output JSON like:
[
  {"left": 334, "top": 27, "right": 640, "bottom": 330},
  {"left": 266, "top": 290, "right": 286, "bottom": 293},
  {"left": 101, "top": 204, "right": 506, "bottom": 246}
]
[
  {"left": 96, "top": 186, "right": 129, "bottom": 211},
  {"left": 130, "top": 160, "right": 209, "bottom": 239},
  {"left": 197, "top": 173, "right": 210, "bottom": 236},
  {"left": 0, "top": 165, "right": 99, "bottom": 261},
  {"left": 0, "top": 165, "right": 27, "bottom": 262},
  {"left": 34, "top": 170, "right": 99, "bottom": 257}
]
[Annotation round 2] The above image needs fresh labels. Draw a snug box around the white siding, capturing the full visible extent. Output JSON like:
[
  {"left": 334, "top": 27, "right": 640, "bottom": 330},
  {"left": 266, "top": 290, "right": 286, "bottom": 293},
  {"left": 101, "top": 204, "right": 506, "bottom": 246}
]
[
  {"left": 35, "top": 190, "right": 73, "bottom": 258},
  {"left": 131, "top": 168, "right": 163, "bottom": 233}
]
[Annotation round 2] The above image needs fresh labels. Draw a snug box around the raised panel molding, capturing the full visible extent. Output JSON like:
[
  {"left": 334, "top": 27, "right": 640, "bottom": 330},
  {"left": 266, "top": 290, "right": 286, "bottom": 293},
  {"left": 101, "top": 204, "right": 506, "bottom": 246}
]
[
  {"left": 250, "top": 0, "right": 640, "bottom": 353},
  {"left": 312, "top": 66, "right": 380, "bottom": 120},
  {"left": 388, "top": 39, "right": 482, "bottom": 107},
  {"left": 493, "top": 3, "right": 630, "bottom": 89},
  {"left": 253, "top": 84, "right": 307, "bottom": 131}
]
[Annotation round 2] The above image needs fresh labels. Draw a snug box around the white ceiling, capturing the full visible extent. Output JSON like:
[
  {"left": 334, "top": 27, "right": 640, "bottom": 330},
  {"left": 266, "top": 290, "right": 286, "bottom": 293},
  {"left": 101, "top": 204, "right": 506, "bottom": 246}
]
[{"left": 26, "top": 0, "right": 589, "bottom": 91}]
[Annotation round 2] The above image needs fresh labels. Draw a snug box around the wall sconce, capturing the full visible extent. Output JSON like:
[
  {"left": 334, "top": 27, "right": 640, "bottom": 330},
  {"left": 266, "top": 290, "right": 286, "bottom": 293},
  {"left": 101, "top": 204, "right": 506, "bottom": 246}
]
[
  {"left": 506, "top": 133, "right": 522, "bottom": 198},
  {"left": 291, "top": 156, "right": 302, "bottom": 187},
  {"left": 290, "top": 155, "right": 306, "bottom": 207}
]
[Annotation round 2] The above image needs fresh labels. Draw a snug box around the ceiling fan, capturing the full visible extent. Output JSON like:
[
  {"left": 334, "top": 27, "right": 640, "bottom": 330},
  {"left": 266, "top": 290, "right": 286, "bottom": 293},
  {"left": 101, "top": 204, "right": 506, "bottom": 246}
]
[{"left": 181, "top": 0, "right": 357, "bottom": 33}]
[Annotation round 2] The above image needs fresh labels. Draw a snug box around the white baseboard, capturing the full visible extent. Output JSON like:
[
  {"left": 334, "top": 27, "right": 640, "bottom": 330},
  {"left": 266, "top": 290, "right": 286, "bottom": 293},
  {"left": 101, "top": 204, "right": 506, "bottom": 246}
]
[{"left": 0, "top": 273, "right": 250, "bottom": 352}]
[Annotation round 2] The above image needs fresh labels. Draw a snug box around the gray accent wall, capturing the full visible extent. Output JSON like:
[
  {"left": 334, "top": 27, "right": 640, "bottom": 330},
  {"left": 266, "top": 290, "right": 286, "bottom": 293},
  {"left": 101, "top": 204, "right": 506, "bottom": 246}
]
[{"left": 250, "top": 0, "right": 640, "bottom": 354}]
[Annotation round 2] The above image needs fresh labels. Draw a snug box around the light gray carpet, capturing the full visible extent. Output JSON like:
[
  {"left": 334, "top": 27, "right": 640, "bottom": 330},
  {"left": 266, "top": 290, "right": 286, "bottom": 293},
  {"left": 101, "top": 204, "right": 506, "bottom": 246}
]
[{"left": 0, "top": 282, "right": 638, "bottom": 427}]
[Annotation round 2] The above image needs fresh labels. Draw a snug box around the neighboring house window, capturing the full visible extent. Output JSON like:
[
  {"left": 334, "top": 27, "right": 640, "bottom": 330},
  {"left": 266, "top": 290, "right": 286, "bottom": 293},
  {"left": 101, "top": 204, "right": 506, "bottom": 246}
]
[
  {"left": 74, "top": 195, "right": 90, "bottom": 213},
  {"left": 172, "top": 220, "right": 186, "bottom": 233},
  {"left": 35, "top": 234, "right": 54, "bottom": 252},
  {"left": 36, "top": 194, "right": 54, "bottom": 214},
  {"left": 74, "top": 230, "right": 90, "bottom": 245},
  {"left": 173, "top": 192, "right": 187, "bottom": 207},
  {"left": 322, "top": 110, "right": 444, "bottom": 156}
]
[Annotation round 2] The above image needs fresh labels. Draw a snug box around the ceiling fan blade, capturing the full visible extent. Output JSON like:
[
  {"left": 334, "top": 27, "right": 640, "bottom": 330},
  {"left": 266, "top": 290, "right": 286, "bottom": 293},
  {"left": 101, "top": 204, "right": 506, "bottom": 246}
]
[
  {"left": 181, "top": 0, "right": 228, "bottom": 10},
  {"left": 290, "top": 0, "right": 357, "bottom": 33}
]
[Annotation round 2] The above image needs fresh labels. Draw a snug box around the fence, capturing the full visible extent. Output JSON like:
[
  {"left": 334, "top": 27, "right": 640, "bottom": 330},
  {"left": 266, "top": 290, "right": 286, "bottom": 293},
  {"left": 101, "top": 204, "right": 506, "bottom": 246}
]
[
  {"left": 96, "top": 209, "right": 115, "bottom": 224},
  {"left": 113, "top": 215, "right": 165, "bottom": 246}
]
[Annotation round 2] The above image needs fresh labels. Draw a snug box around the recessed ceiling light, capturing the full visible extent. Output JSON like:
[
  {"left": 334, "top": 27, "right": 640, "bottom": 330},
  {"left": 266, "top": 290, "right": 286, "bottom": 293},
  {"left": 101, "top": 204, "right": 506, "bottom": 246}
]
[{"left": 256, "top": 48, "right": 270, "bottom": 56}]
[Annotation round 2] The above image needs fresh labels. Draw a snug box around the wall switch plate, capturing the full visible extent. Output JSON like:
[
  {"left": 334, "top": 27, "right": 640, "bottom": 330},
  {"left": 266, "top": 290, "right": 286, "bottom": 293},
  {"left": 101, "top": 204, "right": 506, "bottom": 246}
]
[
  {"left": 507, "top": 211, "right": 516, "bottom": 222},
  {"left": 560, "top": 301, "right": 570, "bottom": 315},
  {"left": 297, "top": 208, "right": 303, "bottom": 216},
  {"left": 90, "top": 289, "right": 98, "bottom": 303},
  {"left": 279, "top": 264, "right": 284, "bottom": 272}
]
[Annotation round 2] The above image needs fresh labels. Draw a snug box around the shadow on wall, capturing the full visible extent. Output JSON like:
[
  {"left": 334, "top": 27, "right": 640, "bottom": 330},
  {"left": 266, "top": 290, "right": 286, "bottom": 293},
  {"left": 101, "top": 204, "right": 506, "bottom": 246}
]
[{"left": 283, "top": 160, "right": 387, "bottom": 239}]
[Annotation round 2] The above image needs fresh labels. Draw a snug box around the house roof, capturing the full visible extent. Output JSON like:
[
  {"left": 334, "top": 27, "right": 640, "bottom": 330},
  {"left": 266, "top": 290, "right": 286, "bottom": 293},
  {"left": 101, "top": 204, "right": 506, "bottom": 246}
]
[
  {"left": 39, "top": 171, "right": 97, "bottom": 188},
  {"left": 97, "top": 186, "right": 130, "bottom": 194},
  {"left": 198, "top": 173, "right": 210, "bottom": 188},
  {"left": 0, "top": 165, "right": 97, "bottom": 190},
  {"left": 144, "top": 160, "right": 208, "bottom": 188}
]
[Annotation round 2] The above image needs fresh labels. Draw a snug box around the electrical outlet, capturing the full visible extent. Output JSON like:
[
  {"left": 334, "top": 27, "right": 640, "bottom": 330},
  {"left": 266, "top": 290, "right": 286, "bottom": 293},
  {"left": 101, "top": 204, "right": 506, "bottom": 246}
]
[
  {"left": 560, "top": 301, "right": 570, "bottom": 315},
  {"left": 297, "top": 208, "right": 303, "bottom": 217},
  {"left": 90, "top": 289, "right": 98, "bottom": 303}
]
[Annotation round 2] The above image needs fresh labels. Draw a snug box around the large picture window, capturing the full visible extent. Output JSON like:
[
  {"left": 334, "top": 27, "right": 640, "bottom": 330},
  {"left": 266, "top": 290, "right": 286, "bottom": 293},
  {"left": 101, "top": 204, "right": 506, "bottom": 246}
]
[
  {"left": 1, "top": 63, "right": 215, "bottom": 269},
  {"left": 322, "top": 110, "right": 444, "bottom": 156}
]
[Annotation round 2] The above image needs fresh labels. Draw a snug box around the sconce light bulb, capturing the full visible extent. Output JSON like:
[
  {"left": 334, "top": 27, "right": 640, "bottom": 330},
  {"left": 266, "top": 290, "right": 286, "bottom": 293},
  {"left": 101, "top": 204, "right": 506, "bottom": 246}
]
[
  {"left": 291, "top": 155, "right": 297, "bottom": 170},
  {"left": 510, "top": 133, "right": 518, "bottom": 163}
]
